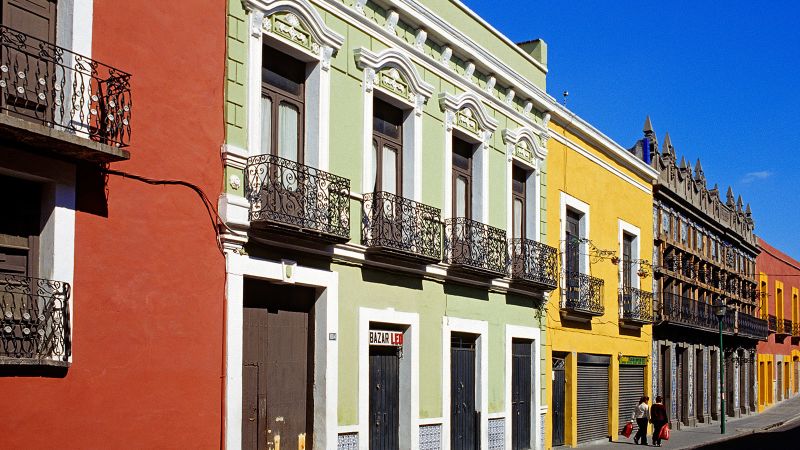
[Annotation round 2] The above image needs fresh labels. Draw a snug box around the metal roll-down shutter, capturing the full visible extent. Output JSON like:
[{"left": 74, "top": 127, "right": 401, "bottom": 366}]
[
  {"left": 619, "top": 365, "right": 646, "bottom": 430},
  {"left": 577, "top": 354, "right": 610, "bottom": 443}
]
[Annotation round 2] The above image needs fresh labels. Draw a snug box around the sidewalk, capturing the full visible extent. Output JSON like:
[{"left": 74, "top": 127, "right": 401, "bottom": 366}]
[{"left": 581, "top": 394, "right": 800, "bottom": 450}]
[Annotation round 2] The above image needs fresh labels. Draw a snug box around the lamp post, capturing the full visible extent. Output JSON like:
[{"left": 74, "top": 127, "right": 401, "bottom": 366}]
[{"left": 714, "top": 300, "right": 727, "bottom": 435}]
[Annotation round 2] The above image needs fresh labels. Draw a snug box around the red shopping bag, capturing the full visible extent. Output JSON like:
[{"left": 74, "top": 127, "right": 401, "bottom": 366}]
[
  {"left": 621, "top": 421, "right": 633, "bottom": 438},
  {"left": 659, "top": 423, "right": 670, "bottom": 440}
]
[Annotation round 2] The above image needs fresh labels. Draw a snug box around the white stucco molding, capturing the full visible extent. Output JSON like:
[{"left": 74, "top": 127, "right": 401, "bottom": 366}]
[
  {"left": 502, "top": 125, "right": 548, "bottom": 165},
  {"left": 439, "top": 91, "right": 499, "bottom": 142},
  {"left": 354, "top": 47, "right": 434, "bottom": 114},
  {"left": 246, "top": 0, "right": 344, "bottom": 56}
]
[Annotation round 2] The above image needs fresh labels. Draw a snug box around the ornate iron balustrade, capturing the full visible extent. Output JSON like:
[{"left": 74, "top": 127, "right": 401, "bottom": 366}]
[
  {"left": 444, "top": 218, "right": 507, "bottom": 277},
  {"left": 793, "top": 322, "right": 800, "bottom": 337},
  {"left": 738, "top": 313, "right": 769, "bottom": 340},
  {"left": 777, "top": 318, "right": 793, "bottom": 337},
  {"left": 362, "top": 191, "right": 441, "bottom": 263},
  {"left": 0, "top": 274, "right": 70, "bottom": 364},
  {"left": 656, "top": 292, "right": 732, "bottom": 334},
  {"left": 0, "top": 24, "right": 132, "bottom": 147},
  {"left": 768, "top": 315, "right": 777, "bottom": 332},
  {"left": 510, "top": 239, "right": 558, "bottom": 290},
  {"left": 245, "top": 154, "right": 350, "bottom": 242},
  {"left": 562, "top": 271, "right": 604, "bottom": 315},
  {"left": 619, "top": 286, "right": 653, "bottom": 323}
]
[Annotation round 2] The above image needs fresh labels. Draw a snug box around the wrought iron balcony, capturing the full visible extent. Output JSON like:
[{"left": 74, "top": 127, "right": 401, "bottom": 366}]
[
  {"left": 245, "top": 154, "right": 350, "bottom": 243},
  {"left": 510, "top": 239, "right": 558, "bottom": 290},
  {"left": 0, "top": 274, "right": 70, "bottom": 366},
  {"left": 561, "top": 271, "right": 604, "bottom": 317},
  {"left": 444, "top": 218, "right": 507, "bottom": 277},
  {"left": 656, "top": 292, "right": 733, "bottom": 335},
  {"left": 777, "top": 318, "right": 793, "bottom": 338},
  {"left": 362, "top": 191, "right": 441, "bottom": 263},
  {"left": 619, "top": 286, "right": 653, "bottom": 324},
  {"left": 768, "top": 315, "right": 777, "bottom": 332},
  {"left": 737, "top": 313, "right": 769, "bottom": 340},
  {"left": 0, "top": 24, "right": 131, "bottom": 161},
  {"left": 794, "top": 322, "right": 800, "bottom": 337}
]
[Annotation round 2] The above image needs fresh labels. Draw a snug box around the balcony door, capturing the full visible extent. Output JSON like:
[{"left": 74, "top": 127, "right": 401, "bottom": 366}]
[
  {"left": 621, "top": 233, "right": 634, "bottom": 316},
  {"left": 1, "top": 0, "right": 57, "bottom": 122},
  {"left": 371, "top": 98, "right": 402, "bottom": 197},
  {"left": 260, "top": 46, "right": 307, "bottom": 224},
  {"left": 565, "top": 210, "right": 582, "bottom": 306},
  {"left": 451, "top": 138, "right": 474, "bottom": 262},
  {"left": 512, "top": 165, "right": 526, "bottom": 241}
]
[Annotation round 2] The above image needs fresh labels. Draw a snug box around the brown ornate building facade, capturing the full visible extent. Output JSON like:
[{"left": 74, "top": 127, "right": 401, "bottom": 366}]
[{"left": 631, "top": 119, "right": 768, "bottom": 429}]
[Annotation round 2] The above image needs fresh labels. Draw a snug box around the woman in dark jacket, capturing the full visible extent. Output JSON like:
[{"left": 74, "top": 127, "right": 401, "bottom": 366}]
[{"left": 650, "top": 395, "right": 669, "bottom": 447}]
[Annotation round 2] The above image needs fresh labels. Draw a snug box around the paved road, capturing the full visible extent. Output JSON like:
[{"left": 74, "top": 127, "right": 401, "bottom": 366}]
[{"left": 582, "top": 394, "right": 800, "bottom": 450}]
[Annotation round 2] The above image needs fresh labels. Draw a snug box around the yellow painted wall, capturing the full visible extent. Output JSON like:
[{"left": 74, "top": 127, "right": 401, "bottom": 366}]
[
  {"left": 544, "top": 122, "right": 654, "bottom": 448},
  {"left": 758, "top": 353, "right": 775, "bottom": 411}
]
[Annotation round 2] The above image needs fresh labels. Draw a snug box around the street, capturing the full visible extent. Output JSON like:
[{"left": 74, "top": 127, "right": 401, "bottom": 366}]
[{"left": 698, "top": 419, "right": 800, "bottom": 449}]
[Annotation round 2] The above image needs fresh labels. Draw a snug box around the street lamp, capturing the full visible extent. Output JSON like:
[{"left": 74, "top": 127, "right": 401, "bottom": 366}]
[{"left": 714, "top": 300, "right": 727, "bottom": 435}]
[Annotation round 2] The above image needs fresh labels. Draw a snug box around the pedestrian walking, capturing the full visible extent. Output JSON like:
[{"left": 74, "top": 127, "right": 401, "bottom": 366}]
[
  {"left": 650, "top": 395, "right": 669, "bottom": 447},
  {"left": 631, "top": 395, "right": 650, "bottom": 445}
]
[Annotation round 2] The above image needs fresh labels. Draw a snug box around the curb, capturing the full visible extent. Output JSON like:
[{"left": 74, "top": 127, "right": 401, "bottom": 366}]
[{"left": 683, "top": 410, "right": 800, "bottom": 449}]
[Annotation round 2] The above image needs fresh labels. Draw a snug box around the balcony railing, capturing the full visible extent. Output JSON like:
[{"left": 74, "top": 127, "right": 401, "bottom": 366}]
[
  {"left": 444, "top": 218, "right": 507, "bottom": 277},
  {"left": 768, "top": 315, "right": 777, "bottom": 332},
  {"left": 777, "top": 318, "right": 793, "bottom": 337},
  {"left": 0, "top": 274, "right": 71, "bottom": 365},
  {"left": 362, "top": 191, "right": 441, "bottom": 263},
  {"left": 245, "top": 154, "right": 350, "bottom": 242},
  {"left": 656, "top": 292, "right": 733, "bottom": 334},
  {"left": 562, "top": 271, "right": 604, "bottom": 316},
  {"left": 510, "top": 239, "right": 558, "bottom": 290},
  {"left": 0, "top": 24, "right": 131, "bottom": 148},
  {"left": 738, "top": 313, "right": 769, "bottom": 340},
  {"left": 619, "top": 286, "right": 653, "bottom": 324},
  {"left": 794, "top": 322, "right": 800, "bottom": 337}
]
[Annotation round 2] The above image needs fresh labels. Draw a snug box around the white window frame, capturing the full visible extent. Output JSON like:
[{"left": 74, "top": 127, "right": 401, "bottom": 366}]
[
  {"left": 440, "top": 91, "right": 499, "bottom": 222},
  {"left": 244, "top": 0, "right": 344, "bottom": 170},
  {"left": 441, "top": 316, "right": 489, "bottom": 450},
  {"left": 503, "top": 126, "right": 547, "bottom": 243},
  {"left": 224, "top": 253, "right": 339, "bottom": 449},
  {"left": 357, "top": 307, "right": 420, "bottom": 449},
  {"left": 560, "top": 193, "right": 590, "bottom": 308},
  {"left": 355, "top": 47, "right": 433, "bottom": 201},
  {"left": 618, "top": 219, "right": 641, "bottom": 290},
  {"left": 504, "top": 325, "right": 543, "bottom": 450}
]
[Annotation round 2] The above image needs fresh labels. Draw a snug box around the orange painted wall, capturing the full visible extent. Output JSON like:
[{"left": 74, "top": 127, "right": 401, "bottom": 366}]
[{"left": 1, "top": 1, "right": 226, "bottom": 448}]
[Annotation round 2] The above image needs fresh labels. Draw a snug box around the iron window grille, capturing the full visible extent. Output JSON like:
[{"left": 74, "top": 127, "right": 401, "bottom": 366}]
[
  {"left": 562, "top": 271, "right": 604, "bottom": 315},
  {"left": 444, "top": 217, "right": 508, "bottom": 277},
  {"left": 245, "top": 154, "right": 351, "bottom": 241},
  {"left": 0, "top": 274, "right": 71, "bottom": 364},
  {"left": 362, "top": 191, "right": 441, "bottom": 263},
  {"left": 0, "top": 24, "right": 132, "bottom": 147},
  {"left": 619, "top": 286, "right": 653, "bottom": 323},
  {"left": 509, "top": 238, "right": 558, "bottom": 290}
]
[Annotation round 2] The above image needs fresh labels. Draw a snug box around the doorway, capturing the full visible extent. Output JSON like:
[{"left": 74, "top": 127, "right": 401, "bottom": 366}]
[{"left": 551, "top": 356, "right": 566, "bottom": 447}]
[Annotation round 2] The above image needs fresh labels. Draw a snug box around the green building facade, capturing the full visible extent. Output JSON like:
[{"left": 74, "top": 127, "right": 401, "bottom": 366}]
[{"left": 221, "top": 1, "right": 560, "bottom": 448}]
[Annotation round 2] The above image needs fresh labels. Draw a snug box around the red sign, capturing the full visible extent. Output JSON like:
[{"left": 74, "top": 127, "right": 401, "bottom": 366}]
[{"left": 369, "top": 329, "right": 404, "bottom": 347}]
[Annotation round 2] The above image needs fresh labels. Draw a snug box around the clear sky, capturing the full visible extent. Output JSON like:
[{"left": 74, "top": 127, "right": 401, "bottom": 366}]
[{"left": 464, "top": 0, "right": 800, "bottom": 259}]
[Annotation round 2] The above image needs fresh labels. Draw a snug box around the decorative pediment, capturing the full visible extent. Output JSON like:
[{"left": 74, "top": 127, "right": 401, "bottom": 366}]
[
  {"left": 439, "top": 91, "right": 499, "bottom": 141},
  {"left": 502, "top": 126, "right": 547, "bottom": 165},
  {"left": 354, "top": 47, "right": 434, "bottom": 109},
  {"left": 247, "top": 0, "right": 344, "bottom": 55}
]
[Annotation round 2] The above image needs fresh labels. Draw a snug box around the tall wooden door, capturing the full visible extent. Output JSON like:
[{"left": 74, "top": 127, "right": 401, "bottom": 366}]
[
  {"left": 676, "top": 348, "right": 684, "bottom": 424},
  {"left": 451, "top": 333, "right": 478, "bottom": 450},
  {"left": 551, "top": 357, "right": 566, "bottom": 447},
  {"left": 369, "top": 346, "right": 399, "bottom": 450},
  {"left": 242, "top": 281, "right": 314, "bottom": 450},
  {"left": 696, "top": 349, "right": 704, "bottom": 422},
  {"left": 512, "top": 339, "right": 532, "bottom": 450}
]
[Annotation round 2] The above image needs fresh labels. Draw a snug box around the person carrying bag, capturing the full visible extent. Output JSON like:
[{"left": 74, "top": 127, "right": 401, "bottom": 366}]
[
  {"left": 650, "top": 395, "right": 669, "bottom": 447},
  {"left": 631, "top": 396, "right": 650, "bottom": 445}
]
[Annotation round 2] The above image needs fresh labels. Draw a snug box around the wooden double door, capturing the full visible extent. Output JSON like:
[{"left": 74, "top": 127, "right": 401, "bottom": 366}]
[{"left": 242, "top": 280, "right": 315, "bottom": 450}]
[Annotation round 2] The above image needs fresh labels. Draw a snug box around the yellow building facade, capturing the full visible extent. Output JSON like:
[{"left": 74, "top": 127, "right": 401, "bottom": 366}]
[{"left": 544, "top": 116, "right": 658, "bottom": 447}]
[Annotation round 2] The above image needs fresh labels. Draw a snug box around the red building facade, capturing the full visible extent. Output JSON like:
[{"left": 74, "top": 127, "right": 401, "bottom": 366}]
[
  {"left": 755, "top": 237, "right": 800, "bottom": 412},
  {"left": 1, "top": 0, "right": 226, "bottom": 447}
]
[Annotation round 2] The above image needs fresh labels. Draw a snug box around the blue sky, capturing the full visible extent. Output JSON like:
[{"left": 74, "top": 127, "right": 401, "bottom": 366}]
[{"left": 464, "top": 0, "right": 800, "bottom": 259}]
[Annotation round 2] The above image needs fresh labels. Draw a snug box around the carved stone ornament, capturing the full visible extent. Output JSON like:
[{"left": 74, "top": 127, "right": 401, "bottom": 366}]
[
  {"left": 377, "top": 67, "right": 411, "bottom": 100},
  {"left": 229, "top": 175, "right": 242, "bottom": 190},
  {"left": 265, "top": 12, "right": 320, "bottom": 53},
  {"left": 441, "top": 46, "right": 453, "bottom": 64}
]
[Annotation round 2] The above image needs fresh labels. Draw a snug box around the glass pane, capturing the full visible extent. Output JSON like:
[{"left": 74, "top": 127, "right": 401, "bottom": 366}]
[
  {"left": 260, "top": 96, "right": 272, "bottom": 155},
  {"left": 456, "top": 176, "right": 467, "bottom": 218},
  {"left": 382, "top": 145, "right": 398, "bottom": 195},
  {"left": 513, "top": 198, "right": 523, "bottom": 239},
  {"left": 278, "top": 103, "right": 299, "bottom": 161},
  {"left": 370, "top": 140, "right": 378, "bottom": 192}
]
